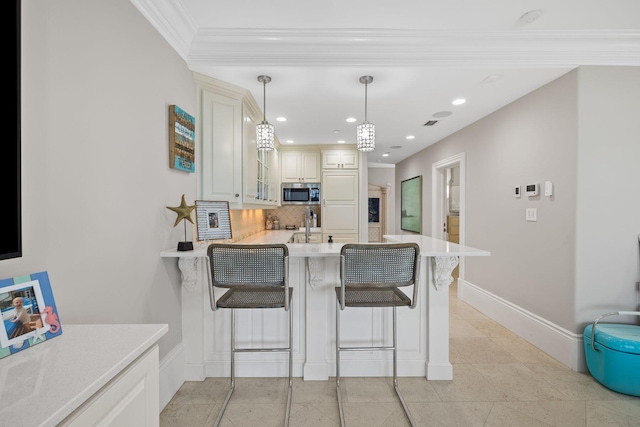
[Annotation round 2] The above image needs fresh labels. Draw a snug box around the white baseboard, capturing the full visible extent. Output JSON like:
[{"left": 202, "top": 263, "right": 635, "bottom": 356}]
[
  {"left": 458, "top": 279, "right": 586, "bottom": 372},
  {"left": 159, "top": 342, "right": 185, "bottom": 411}
]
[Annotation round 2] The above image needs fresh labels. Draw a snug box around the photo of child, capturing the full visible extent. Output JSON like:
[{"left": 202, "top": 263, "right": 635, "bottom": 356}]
[
  {"left": 1, "top": 287, "right": 44, "bottom": 341},
  {"left": 208, "top": 212, "right": 219, "bottom": 229},
  {"left": 9, "top": 297, "right": 31, "bottom": 338}
]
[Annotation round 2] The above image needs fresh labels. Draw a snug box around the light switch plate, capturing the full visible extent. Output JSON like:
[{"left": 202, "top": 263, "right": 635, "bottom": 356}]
[{"left": 526, "top": 208, "right": 537, "bottom": 222}]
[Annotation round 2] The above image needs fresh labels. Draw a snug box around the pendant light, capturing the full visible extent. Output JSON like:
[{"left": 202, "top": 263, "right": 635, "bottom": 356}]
[
  {"left": 356, "top": 75, "right": 375, "bottom": 152},
  {"left": 256, "top": 75, "right": 274, "bottom": 151}
]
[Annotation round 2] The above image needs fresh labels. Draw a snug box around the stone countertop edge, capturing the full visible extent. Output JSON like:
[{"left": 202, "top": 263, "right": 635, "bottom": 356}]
[
  {"left": 0, "top": 324, "right": 168, "bottom": 427},
  {"left": 161, "top": 230, "right": 490, "bottom": 258}
]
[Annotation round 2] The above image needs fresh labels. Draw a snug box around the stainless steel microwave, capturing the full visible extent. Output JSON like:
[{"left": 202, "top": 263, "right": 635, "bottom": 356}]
[{"left": 282, "top": 183, "right": 321, "bottom": 205}]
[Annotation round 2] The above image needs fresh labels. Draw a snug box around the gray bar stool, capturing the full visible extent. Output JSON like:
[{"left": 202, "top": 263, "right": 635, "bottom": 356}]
[
  {"left": 335, "top": 243, "right": 420, "bottom": 427},
  {"left": 206, "top": 243, "right": 293, "bottom": 427}
]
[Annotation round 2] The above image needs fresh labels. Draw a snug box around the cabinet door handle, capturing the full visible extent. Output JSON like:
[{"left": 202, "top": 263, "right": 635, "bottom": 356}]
[{"left": 235, "top": 194, "right": 239, "bottom": 198}]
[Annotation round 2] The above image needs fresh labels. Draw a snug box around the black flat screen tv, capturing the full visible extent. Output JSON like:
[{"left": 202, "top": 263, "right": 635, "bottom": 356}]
[{"left": 2, "top": 0, "right": 22, "bottom": 260}]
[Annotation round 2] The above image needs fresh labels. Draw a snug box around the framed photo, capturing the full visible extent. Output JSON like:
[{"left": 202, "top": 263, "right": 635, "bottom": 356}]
[
  {"left": 169, "top": 105, "right": 195, "bottom": 173},
  {"left": 401, "top": 175, "right": 422, "bottom": 233},
  {"left": 0, "top": 271, "right": 62, "bottom": 359},
  {"left": 195, "top": 200, "right": 232, "bottom": 240}
]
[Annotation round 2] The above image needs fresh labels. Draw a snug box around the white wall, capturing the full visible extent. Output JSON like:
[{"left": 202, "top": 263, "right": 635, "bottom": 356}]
[
  {"left": 396, "top": 70, "right": 580, "bottom": 331},
  {"left": 574, "top": 66, "right": 640, "bottom": 328},
  {"left": 6, "top": 0, "right": 197, "bottom": 359},
  {"left": 395, "top": 66, "right": 640, "bottom": 339}
]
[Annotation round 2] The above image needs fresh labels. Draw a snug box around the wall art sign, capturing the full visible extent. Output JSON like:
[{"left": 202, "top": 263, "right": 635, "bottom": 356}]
[
  {"left": 195, "top": 200, "right": 232, "bottom": 241},
  {"left": 169, "top": 105, "right": 195, "bottom": 173},
  {"left": 0, "top": 271, "right": 62, "bottom": 359}
]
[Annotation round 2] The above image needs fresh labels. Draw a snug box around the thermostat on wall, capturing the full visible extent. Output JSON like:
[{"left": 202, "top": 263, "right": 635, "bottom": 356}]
[{"left": 525, "top": 184, "right": 539, "bottom": 197}]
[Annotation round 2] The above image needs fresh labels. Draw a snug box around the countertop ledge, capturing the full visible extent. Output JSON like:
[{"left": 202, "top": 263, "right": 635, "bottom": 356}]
[
  {"left": 0, "top": 323, "right": 168, "bottom": 427},
  {"left": 161, "top": 231, "right": 490, "bottom": 258}
]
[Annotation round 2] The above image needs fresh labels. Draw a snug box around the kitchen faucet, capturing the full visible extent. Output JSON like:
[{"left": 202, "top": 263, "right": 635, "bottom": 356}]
[{"left": 305, "top": 207, "right": 312, "bottom": 243}]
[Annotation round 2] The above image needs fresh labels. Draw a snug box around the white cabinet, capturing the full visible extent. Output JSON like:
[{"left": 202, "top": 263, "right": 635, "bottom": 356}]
[
  {"left": 322, "top": 170, "right": 359, "bottom": 243},
  {"left": 322, "top": 149, "right": 359, "bottom": 169},
  {"left": 281, "top": 151, "right": 320, "bottom": 182},
  {"left": 199, "top": 89, "right": 243, "bottom": 207},
  {"left": 269, "top": 148, "right": 280, "bottom": 205},
  {"left": 62, "top": 346, "right": 160, "bottom": 427},
  {"left": 196, "top": 72, "right": 280, "bottom": 209}
]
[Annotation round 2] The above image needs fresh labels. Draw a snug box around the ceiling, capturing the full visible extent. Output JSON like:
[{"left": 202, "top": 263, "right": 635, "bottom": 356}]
[{"left": 132, "top": 0, "right": 640, "bottom": 165}]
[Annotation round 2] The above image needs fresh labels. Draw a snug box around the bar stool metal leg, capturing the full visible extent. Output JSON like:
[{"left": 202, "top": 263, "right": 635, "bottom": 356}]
[
  {"left": 336, "top": 299, "right": 345, "bottom": 427},
  {"left": 215, "top": 309, "right": 236, "bottom": 427},
  {"left": 391, "top": 306, "right": 416, "bottom": 427},
  {"left": 285, "top": 301, "right": 293, "bottom": 427}
]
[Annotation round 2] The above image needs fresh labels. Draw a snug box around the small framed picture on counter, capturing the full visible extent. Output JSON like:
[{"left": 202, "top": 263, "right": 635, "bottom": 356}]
[
  {"left": 0, "top": 271, "right": 62, "bottom": 359},
  {"left": 195, "top": 200, "right": 232, "bottom": 241}
]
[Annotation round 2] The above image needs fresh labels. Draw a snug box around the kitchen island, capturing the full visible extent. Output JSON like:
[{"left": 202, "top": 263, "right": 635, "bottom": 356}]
[{"left": 161, "top": 231, "right": 489, "bottom": 381}]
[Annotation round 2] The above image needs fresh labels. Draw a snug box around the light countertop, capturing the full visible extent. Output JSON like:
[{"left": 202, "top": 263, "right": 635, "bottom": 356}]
[
  {"left": 383, "top": 234, "right": 490, "bottom": 257},
  {"left": 161, "top": 230, "right": 489, "bottom": 258},
  {"left": 0, "top": 324, "right": 168, "bottom": 427}
]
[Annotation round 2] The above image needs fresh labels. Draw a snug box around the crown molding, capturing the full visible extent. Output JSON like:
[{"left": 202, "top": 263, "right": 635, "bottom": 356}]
[
  {"left": 130, "top": 0, "right": 197, "bottom": 61},
  {"left": 129, "top": 2, "right": 640, "bottom": 67},
  {"left": 186, "top": 28, "right": 640, "bottom": 67}
]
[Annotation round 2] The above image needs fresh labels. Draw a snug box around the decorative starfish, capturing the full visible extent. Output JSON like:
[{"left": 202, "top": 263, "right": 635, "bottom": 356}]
[{"left": 166, "top": 194, "right": 195, "bottom": 227}]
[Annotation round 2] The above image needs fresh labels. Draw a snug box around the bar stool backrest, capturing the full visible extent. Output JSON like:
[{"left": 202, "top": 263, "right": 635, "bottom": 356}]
[
  {"left": 340, "top": 243, "right": 420, "bottom": 288},
  {"left": 206, "top": 243, "right": 290, "bottom": 312}
]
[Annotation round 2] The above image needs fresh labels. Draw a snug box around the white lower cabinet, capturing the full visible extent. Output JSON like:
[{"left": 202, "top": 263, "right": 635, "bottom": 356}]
[{"left": 61, "top": 345, "right": 160, "bottom": 427}]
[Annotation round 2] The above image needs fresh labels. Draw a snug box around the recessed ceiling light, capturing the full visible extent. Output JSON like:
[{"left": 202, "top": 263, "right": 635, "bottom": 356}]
[
  {"left": 482, "top": 74, "right": 502, "bottom": 84},
  {"left": 406, "top": 135, "right": 415, "bottom": 140},
  {"left": 452, "top": 98, "right": 466, "bottom": 106},
  {"left": 333, "top": 130, "right": 340, "bottom": 134},
  {"left": 346, "top": 117, "right": 356, "bottom": 123},
  {"left": 276, "top": 117, "right": 287, "bottom": 122},
  {"left": 432, "top": 111, "right": 452, "bottom": 118},
  {"left": 285, "top": 140, "right": 294, "bottom": 144},
  {"left": 382, "top": 153, "right": 390, "bottom": 157},
  {"left": 337, "top": 140, "right": 346, "bottom": 144}
]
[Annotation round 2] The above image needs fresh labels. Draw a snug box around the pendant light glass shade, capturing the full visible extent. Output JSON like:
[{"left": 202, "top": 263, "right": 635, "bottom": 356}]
[
  {"left": 356, "top": 75, "right": 375, "bottom": 152},
  {"left": 356, "top": 122, "right": 375, "bottom": 152},
  {"left": 256, "top": 122, "right": 274, "bottom": 151},
  {"left": 257, "top": 75, "right": 274, "bottom": 151}
]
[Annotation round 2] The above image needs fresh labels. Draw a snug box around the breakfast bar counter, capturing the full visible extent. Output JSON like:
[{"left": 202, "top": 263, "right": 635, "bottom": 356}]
[{"left": 161, "top": 231, "right": 489, "bottom": 381}]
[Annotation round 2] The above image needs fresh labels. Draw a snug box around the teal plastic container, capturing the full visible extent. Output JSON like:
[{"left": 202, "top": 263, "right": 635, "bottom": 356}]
[{"left": 583, "top": 322, "right": 640, "bottom": 396}]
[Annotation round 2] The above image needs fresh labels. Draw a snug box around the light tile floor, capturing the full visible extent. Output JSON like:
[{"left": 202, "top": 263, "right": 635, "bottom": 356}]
[{"left": 161, "top": 286, "right": 640, "bottom": 426}]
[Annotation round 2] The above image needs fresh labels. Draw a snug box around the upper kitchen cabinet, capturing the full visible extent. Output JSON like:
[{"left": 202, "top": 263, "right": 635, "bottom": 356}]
[
  {"left": 281, "top": 149, "right": 320, "bottom": 183},
  {"left": 195, "top": 72, "right": 280, "bottom": 209},
  {"left": 321, "top": 148, "right": 359, "bottom": 169},
  {"left": 243, "top": 101, "right": 280, "bottom": 207}
]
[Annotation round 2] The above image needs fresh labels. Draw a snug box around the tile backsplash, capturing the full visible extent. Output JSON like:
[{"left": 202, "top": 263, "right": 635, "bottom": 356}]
[
  {"left": 192, "top": 206, "right": 321, "bottom": 247},
  {"left": 267, "top": 206, "right": 321, "bottom": 229}
]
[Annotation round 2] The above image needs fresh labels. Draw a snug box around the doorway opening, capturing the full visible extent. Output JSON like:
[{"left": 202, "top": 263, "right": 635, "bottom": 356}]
[
  {"left": 432, "top": 153, "right": 466, "bottom": 293},
  {"left": 367, "top": 184, "right": 389, "bottom": 242}
]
